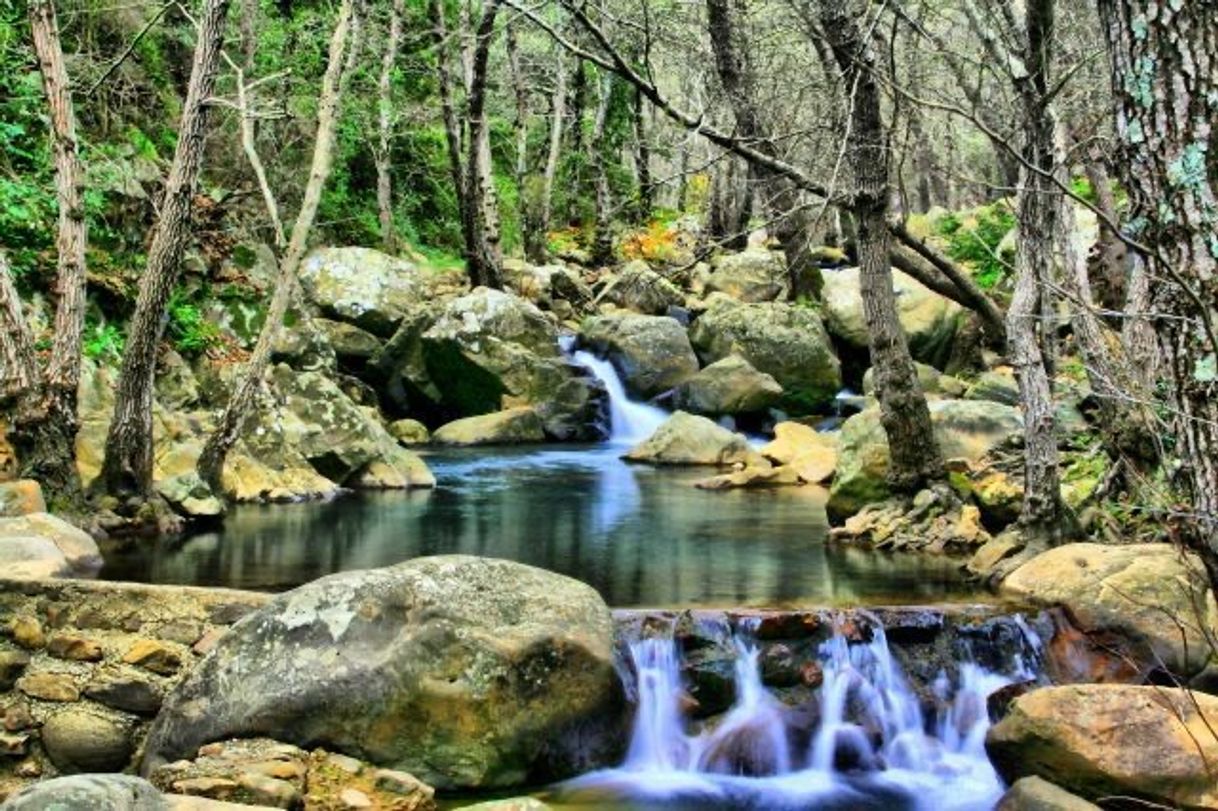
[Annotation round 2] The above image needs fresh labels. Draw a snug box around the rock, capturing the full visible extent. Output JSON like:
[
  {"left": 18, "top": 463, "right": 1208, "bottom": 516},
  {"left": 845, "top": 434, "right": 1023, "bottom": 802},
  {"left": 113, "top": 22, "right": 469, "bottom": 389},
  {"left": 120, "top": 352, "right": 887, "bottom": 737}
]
[
  {"left": 42, "top": 708, "right": 134, "bottom": 772},
  {"left": 0, "top": 537, "right": 71, "bottom": 580},
  {"left": 695, "top": 465, "right": 801, "bottom": 490},
  {"left": 596, "top": 260, "right": 684, "bottom": 315},
  {"left": 672, "top": 356, "right": 783, "bottom": 415},
  {"left": 624, "top": 411, "right": 767, "bottom": 467},
  {"left": 966, "top": 532, "right": 1027, "bottom": 580},
  {"left": 47, "top": 634, "right": 103, "bottom": 662},
  {"left": 155, "top": 473, "right": 226, "bottom": 520},
  {"left": 821, "top": 267, "right": 963, "bottom": 368},
  {"left": 16, "top": 672, "right": 78, "bottom": 702},
  {"left": 532, "top": 374, "right": 608, "bottom": 442},
  {"left": 143, "top": 556, "right": 622, "bottom": 790},
  {"left": 827, "top": 400, "right": 1022, "bottom": 521},
  {"left": 0, "top": 480, "right": 45, "bottom": 517},
  {"left": 85, "top": 672, "right": 165, "bottom": 716},
  {"left": 300, "top": 247, "right": 433, "bottom": 337},
  {"left": 986, "top": 685, "right": 1218, "bottom": 810},
  {"left": 388, "top": 419, "right": 430, "bottom": 445},
  {"left": 10, "top": 616, "right": 44, "bottom": 649},
  {"left": 965, "top": 368, "right": 1020, "bottom": 406},
  {"left": 0, "top": 513, "right": 102, "bottom": 577},
  {"left": 460, "top": 799, "right": 551, "bottom": 811},
  {"left": 432, "top": 408, "right": 546, "bottom": 446},
  {"left": 689, "top": 298, "right": 841, "bottom": 414},
  {"left": 973, "top": 470, "right": 1023, "bottom": 527},
  {"left": 1001, "top": 543, "right": 1218, "bottom": 677},
  {"left": 862, "top": 362, "right": 942, "bottom": 397},
  {"left": 0, "top": 650, "right": 30, "bottom": 691},
  {"left": 123, "top": 639, "right": 184, "bottom": 675},
  {"left": 705, "top": 250, "right": 787, "bottom": 302},
  {"left": 759, "top": 422, "right": 838, "bottom": 484},
  {"left": 996, "top": 777, "right": 1100, "bottom": 811},
  {"left": 314, "top": 318, "right": 383, "bottom": 363},
  {"left": 581, "top": 313, "right": 699, "bottom": 399},
  {"left": 0, "top": 774, "right": 167, "bottom": 810}
]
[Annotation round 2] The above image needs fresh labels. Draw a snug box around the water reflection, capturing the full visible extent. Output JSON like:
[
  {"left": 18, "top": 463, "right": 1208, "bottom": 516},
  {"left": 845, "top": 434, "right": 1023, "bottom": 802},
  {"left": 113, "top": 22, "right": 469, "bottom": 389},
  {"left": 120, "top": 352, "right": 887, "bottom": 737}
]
[{"left": 103, "top": 446, "right": 975, "bottom": 607}]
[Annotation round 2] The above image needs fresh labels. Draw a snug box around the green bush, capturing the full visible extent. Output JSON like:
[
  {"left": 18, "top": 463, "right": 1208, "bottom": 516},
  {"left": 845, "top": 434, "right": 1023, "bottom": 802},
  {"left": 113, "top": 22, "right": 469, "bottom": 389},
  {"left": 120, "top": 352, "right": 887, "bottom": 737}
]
[
  {"left": 935, "top": 203, "right": 1015, "bottom": 290},
  {"left": 167, "top": 290, "right": 221, "bottom": 356}
]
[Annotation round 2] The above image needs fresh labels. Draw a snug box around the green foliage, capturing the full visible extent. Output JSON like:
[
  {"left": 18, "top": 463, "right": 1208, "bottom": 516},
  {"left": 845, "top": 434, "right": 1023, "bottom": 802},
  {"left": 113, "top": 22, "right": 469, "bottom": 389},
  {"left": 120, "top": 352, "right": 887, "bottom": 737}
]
[
  {"left": 167, "top": 290, "right": 221, "bottom": 356},
  {"left": 935, "top": 203, "right": 1016, "bottom": 290},
  {"left": 82, "top": 318, "right": 125, "bottom": 362}
]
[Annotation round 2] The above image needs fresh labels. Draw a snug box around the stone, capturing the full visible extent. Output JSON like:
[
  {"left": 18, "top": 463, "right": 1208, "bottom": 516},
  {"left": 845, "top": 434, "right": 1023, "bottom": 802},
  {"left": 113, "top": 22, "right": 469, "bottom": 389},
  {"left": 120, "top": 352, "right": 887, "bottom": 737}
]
[
  {"left": 1002, "top": 543, "right": 1218, "bottom": 677},
  {"left": 123, "top": 639, "right": 184, "bottom": 675},
  {"left": 10, "top": 616, "right": 45, "bottom": 650},
  {"left": 974, "top": 470, "right": 1023, "bottom": 528},
  {"left": 689, "top": 298, "right": 841, "bottom": 414},
  {"left": 235, "top": 772, "right": 299, "bottom": 808},
  {"left": 0, "top": 480, "right": 45, "bottom": 517},
  {"left": 966, "top": 533, "right": 1027, "bottom": 580},
  {"left": 624, "top": 412, "right": 768, "bottom": 467},
  {"left": 996, "top": 777, "right": 1100, "bottom": 811},
  {"left": 47, "top": 634, "right": 103, "bottom": 662},
  {"left": 460, "top": 800, "right": 551, "bottom": 811},
  {"left": 156, "top": 473, "right": 226, "bottom": 520},
  {"left": 41, "top": 707, "right": 134, "bottom": 772},
  {"left": 672, "top": 356, "right": 783, "bottom": 415},
  {"left": 986, "top": 685, "right": 1218, "bottom": 810},
  {"left": 596, "top": 260, "right": 684, "bottom": 315},
  {"left": 821, "top": 267, "right": 963, "bottom": 368},
  {"left": 339, "top": 788, "right": 372, "bottom": 808},
  {"left": 300, "top": 247, "right": 432, "bottom": 337},
  {"left": 695, "top": 465, "right": 801, "bottom": 490},
  {"left": 0, "top": 536, "right": 70, "bottom": 580},
  {"left": 432, "top": 407, "right": 546, "bottom": 446},
  {"left": 143, "top": 556, "right": 622, "bottom": 790},
  {"left": 86, "top": 672, "right": 165, "bottom": 715},
  {"left": 862, "top": 362, "right": 942, "bottom": 397},
  {"left": 760, "top": 422, "right": 838, "bottom": 484},
  {"left": 0, "top": 774, "right": 168, "bottom": 810},
  {"left": 704, "top": 249, "right": 788, "bottom": 303},
  {"left": 965, "top": 368, "right": 1020, "bottom": 406},
  {"left": 581, "top": 313, "right": 699, "bottom": 398},
  {"left": 16, "top": 672, "right": 78, "bottom": 702},
  {"left": 388, "top": 419, "right": 430, "bottom": 445},
  {"left": 314, "top": 317, "right": 383, "bottom": 361},
  {"left": 0, "top": 513, "right": 102, "bottom": 578},
  {"left": 0, "top": 650, "right": 30, "bottom": 691}
]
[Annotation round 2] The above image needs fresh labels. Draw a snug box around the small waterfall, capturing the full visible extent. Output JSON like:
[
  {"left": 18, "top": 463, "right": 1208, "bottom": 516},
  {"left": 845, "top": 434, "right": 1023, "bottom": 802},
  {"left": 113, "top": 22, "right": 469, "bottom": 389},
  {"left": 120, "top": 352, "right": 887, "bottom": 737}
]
[
  {"left": 560, "top": 615, "right": 1040, "bottom": 810},
  {"left": 563, "top": 338, "right": 669, "bottom": 444}
]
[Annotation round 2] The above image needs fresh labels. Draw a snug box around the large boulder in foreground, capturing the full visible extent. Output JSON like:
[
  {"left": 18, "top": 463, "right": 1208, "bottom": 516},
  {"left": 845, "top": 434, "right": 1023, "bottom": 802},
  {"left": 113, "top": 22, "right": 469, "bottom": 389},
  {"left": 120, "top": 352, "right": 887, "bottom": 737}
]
[
  {"left": 581, "top": 313, "right": 699, "bottom": 399},
  {"left": 0, "top": 513, "right": 102, "bottom": 579},
  {"left": 821, "top": 267, "right": 963, "bottom": 368},
  {"left": 986, "top": 684, "right": 1218, "bottom": 810},
  {"left": 624, "top": 411, "right": 766, "bottom": 467},
  {"left": 433, "top": 407, "right": 546, "bottom": 446},
  {"left": 996, "top": 777, "right": 1100, "bottom": 811},
  {"left": 705, "top": 249, "right": 787, "bottom": 302},
  {"left": 827, "top": 400, "right": 1022, "bottom": 521},
  {"left": 0, "top": 775, "right": 167, "bottom": 811},
  {"left": 1002, "top": 543, "right": 1217, "bottom": 677},
  {"left": 142, "top": 556, "right": 621, "bottom": 790},
  {"left": 689, "top": 298, "right": 840, "bottom": 414},
  {"left": 672, "top": 356, "right": 782, "bottom": 415},
  {"left": 300, "top": 247, "right": 442, "bottom": 337}
]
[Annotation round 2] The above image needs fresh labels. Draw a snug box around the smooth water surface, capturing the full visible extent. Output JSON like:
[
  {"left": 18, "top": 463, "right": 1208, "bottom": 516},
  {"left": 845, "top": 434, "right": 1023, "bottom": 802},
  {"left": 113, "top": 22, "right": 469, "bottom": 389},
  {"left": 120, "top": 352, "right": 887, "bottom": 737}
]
[{"left": 104, "top": 444, "right": 975, "bottom": 607}]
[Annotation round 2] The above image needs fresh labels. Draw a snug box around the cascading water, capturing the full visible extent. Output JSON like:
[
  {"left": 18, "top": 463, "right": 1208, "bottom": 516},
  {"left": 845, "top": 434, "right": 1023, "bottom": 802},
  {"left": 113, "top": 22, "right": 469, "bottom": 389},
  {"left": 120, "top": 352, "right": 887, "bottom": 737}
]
[
  {"left": 561, "top": 337, "right": 669, "bottom": 444},
  {"left": 558, "top": 614, "right": 1041, "bottom": 810}
]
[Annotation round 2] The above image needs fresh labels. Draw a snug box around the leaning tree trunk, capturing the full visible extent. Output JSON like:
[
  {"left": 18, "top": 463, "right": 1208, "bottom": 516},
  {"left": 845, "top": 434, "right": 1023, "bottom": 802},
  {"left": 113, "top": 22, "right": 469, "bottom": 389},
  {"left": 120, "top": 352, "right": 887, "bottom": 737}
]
[
  {"left": 1099, "top": 0, "right": 1218, "bottom": 557},
  {"left": 817, "top": 0, "right": 943, "bottom": 494},
  {"left": 19, "top": 0, "right": 89, "bottom": 498},
  {"left": 100, "top": 0, "right": 231, "bottom": 498},
  {"left": 198, "top": 0, "right": 356, "bottom": 494},
  {"left": 461, "top": 0, "right": 503, "bottom": 289},
  {"left": 375, "top": 0, "right": 404, "bottom": 253}
]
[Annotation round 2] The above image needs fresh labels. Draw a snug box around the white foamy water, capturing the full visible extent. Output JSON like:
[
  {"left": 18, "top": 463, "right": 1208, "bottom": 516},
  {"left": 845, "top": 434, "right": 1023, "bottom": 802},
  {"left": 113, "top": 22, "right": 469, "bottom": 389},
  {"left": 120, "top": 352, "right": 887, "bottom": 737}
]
[{"left": 566, "top": 344, "right": 670, "bottom": 444}]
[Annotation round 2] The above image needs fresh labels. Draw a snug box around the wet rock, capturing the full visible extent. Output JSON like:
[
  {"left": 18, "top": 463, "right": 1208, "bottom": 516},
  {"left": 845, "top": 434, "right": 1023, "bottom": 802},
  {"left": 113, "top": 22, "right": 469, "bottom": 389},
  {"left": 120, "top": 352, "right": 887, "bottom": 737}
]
[
  {"left": 672, "top": 356, "right": 783, "bottom": 415},
  {"left": 682, "top": 648, "right": 736, "bottom": 717},
  {"left": 624, "top": 412, "right": 767, "bottom": 467},
  {"left": 705, "top": 249, "right": 787, "bottom": 302},
  {"left": 987, "top": 684, "right": 1218, "bottom": 810},
  {"left": 155, "top": 473, "right": 226, "bottom": 521},
  {"left": 581, "top": 313, "right": 699, "bottom": 398},
  {"left": 0, "top": 480, "right": 45, "bottom": 517},
  {"left": 996, "top": 776, "right": 1100, "bottom": 811},
  {"left": 433, "top": 407, "right": 546, "bottom": 446},
  {"left": 596, "top": 260, "right": 684, "bottom": 315},
  {"left": 0, "top": 774, "right": 167, "bottom": 810},
  {"left": 760, "top": 422, "right": 838, "bottom": 484},
  {"left": 42, "top": 708, "right": 133, "bottom": 772},
  {"left": 16, "top": 672, "right": 78, "bottom": 702},
  {"left": 143, "top": 556, "right": 621, "bottom": 790},
  {"left": 388, "top": 419, "right": 430, "bottom": 445},
  {"left": 694, "top": 465, "right": 801, "bottom": 490}
]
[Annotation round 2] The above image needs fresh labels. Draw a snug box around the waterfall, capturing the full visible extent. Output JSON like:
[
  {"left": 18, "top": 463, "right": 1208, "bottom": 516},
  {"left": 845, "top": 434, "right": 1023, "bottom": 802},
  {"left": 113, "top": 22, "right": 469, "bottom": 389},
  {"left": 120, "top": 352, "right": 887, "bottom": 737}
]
[
  {"left": 563, "top": 338, "right": 669, "bottom": 444},
  {"left": 559, "top": 615, "right": 1040, "bottom": 810}
]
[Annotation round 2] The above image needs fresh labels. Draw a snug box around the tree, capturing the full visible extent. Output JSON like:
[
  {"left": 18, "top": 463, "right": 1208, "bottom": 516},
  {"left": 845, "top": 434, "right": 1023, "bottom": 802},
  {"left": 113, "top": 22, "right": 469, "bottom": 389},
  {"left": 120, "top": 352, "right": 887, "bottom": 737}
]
[
  {"left": 100, "top": 0, "right": 232, "bottom": 498},
  {"left": 1098, "top": 0, "right": 1218, "bottom": 559},
  {"left": 462, "top": 0, "right": 505, "bottom": 288},
  {"left": 376, "top": 0, "right": 405, "bottom": 254}
]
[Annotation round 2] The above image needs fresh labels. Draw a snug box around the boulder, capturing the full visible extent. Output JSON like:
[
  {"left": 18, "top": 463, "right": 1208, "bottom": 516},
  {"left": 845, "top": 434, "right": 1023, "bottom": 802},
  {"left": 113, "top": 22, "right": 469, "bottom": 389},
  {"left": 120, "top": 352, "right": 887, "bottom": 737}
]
[
  {"left": 155, "top": 473, "right": 226, "bottom": 520},
  {"left": 0, "top": 512, "right": 102, "bottom": 578},
  {"left": 986, "top": 685, "right": 1218, "bottom": 810},
  {"left": 300, "top": 247, "right": 432, "bottom": 337},
  {"left": 965, "top": 368, "right": 1020, "bottom": 406},
  {"left": 820, "top": 267, "right": 963, "bottom": 368},
  {"left": 689, "top": 298, "right": 841, "bottom": 414},
  {"left": 705, "top": 250, "right": 787, "bottom": 302},
  {"left": 996, "top": 777, "right": 1100, "bottom": 811},
  {"left": 42, "top": 707, "right": 135, "bottom": 772},
  {"left": 1001, "top": 543, "right": 1218, "bottom": 677},
  {"left": 759, "top": 422, "right": 838, "bottom": 484},
  {"left": 672, "top": 356, "right": 783, "bottom": 415},
  {"left": 0, "top": 775, "right": 167, "bottom": 811},
  {"left": 433, "top": 408, "right": 546, "bottom": 446},
  {"left": 581, "top": 313, "right": 699, "bottom": 399},
  {"left": 142, "top": 556, "right": 622, "bottom": 790},
  {"left": 827, "top": 400, "right": 1022, "bottom": 521},
  {"left": 624, "top": 412, "right": 767, "bottom": 467},
  {"left": 862, "top": 362, "right": 942, "bottom": 397},
  {"left": 695, "top": 465, "right": 801, "bottom": 490},
  {"left": 314, "top": 318, "right": 383, "bottom": 363},
  {"left": 0, "top": 480, "right": 46, "bottom": 517},
  {"left": 595, "top": 260, "right": 683, "bottom": 315},
  {"left": 388, "top": 419, "right": 430, "bottom": 445}
]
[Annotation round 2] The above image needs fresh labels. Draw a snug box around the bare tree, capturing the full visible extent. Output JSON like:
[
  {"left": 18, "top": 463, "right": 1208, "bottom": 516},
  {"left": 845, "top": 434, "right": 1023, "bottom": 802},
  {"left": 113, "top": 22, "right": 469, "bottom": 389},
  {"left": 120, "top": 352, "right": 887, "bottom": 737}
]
[
  {"left": 589, "top": 71, "right": 614, "bottom": 265},
  {"left": 462, "top": 0, "right": 505, "bottom": 288},
  {"left": 529, "top": 49, "right": 568, "bottom": 261},
  {"left": 376, "top": 0, "right": 405, "bottom": 253},
  {"left": 100, "top": 0, "right": 232, "bottom": 498}
]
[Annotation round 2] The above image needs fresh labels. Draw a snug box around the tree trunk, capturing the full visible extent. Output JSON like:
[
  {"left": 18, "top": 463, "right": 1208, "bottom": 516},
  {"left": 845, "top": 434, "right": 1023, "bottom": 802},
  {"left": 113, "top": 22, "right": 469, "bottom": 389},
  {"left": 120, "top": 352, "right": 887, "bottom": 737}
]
[
  {"left": 198, "top": 0, "right": 356, "bottom": 494},
  {"left": 1099, "top": 0, "right": 1218, "bottom": 556},
  {"left": 461, "top": 0, "right": 503, "bottom": 289},
  {"left": 529, "top": 53, "right": 567, "bottom": 262},
  {"left": 0, "top": 254, "right": 37, "bottom": 403},
  {"left": 590, "top": 72, "right": 614, "bottom": 266},
  {"left": 376, "top": 0, "right": 404, "bottom": 254},
  {"left": 430, "top": 0, "right": 466, "bottom": 225},
  {"left": 1080, "top": 145, "right": 1128, "bottom": 312},
  {"left": 100, "top": 0, "right": 231, "bottom": 498},
  {"left": 817, "top": 0, "right": 943, "bottom": 495},
  {"left": 20, "top": 0, "right": 89, "bottom": 497},
  {"left": 632, "top": 85, "right": 652, "bottom": 222}
]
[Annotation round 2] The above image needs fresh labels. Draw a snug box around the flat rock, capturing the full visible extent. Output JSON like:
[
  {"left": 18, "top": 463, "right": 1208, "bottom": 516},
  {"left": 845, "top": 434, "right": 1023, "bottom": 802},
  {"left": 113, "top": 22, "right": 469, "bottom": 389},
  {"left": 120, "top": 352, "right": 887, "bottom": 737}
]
[{"left": 624, "top": 412, "right": 767, "bottom": 467}]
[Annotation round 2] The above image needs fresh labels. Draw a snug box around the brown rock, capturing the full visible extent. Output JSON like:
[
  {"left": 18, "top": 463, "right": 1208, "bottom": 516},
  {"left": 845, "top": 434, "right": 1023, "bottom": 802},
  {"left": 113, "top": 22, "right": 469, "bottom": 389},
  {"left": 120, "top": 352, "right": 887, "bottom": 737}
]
[
  {"left": 10, "top": 616, "right": 44, "bottom": 650},
  {"left": 85, "top": 672, "right": 165, "bottom": 716},
  {"left": 236, "top": 771, "right": 300, "bottom": 808},
  {"left": 41, "top": 708, "right": 133, "bottom": 772},
  {"left": 47, "top": 634, "right": 104, "bottom": 662},
  {"left": 339, "top": 787, "right": 373, "bottom": 808},
  {"left": 192, "top": 628, "right": 225, "bottom": 656},
  {"left": 123, "top": 638, "right": 183, "bottom": 675},
  {"left": 0, "top": 732, "right": 30, "bottom": 757},
  {"left": 3, "top": 703, "right": 34, "bottom": 732},
  {"left": 0, "top": 480, "right": 46, "bottom": 517},
  {"left": 997, "top": 776, "right": 1100, "bottom": 810},
  {"left": 173, "top": 777, "right": 240, "bottom": 799},
  {"left": 16, "top": 672, "right": 79, "bottom": 702}
]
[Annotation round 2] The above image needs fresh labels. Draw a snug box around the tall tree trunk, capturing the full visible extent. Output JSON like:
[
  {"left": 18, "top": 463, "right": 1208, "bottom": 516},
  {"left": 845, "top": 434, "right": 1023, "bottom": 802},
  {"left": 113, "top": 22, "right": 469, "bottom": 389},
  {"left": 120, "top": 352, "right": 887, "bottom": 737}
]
[
  {"left": 590, "top": 72, "right": 614, "bottom": 266},
  {"left": 0, "top": 254, "right": 38, "bottom": 403},
  {"left": 19, "top": 0, "right": 89, "bottom": 497},
  {"left": 529, "top": 53, "right": 567, "bottom": 262},
  {"left": 376, "top": 0, "right": 404, "bottom": 254},
  {"left": 632, "top": 85, "right": 652, "bottom": 222},
  {"left": 100, "top": 0, "right": 231, "bottom": 498},
  {"left": 430, "top": 0, "right": 466, "bottom": 225},
  {"left": 198, "top": 0, "right": 356, "bottom": 494},
  {"left": 1099, "top": 0, "right": 1218, "bottom": 557},
  {"left": 462, "top": 0, "right": 504, "bottom": 288},
  {"left": 506, "top": 22, "right": 529, "bottom": 188},
  {"left": 1079, "top": 144, "right": 1128, "bottom": 312},
  {"left": 817, "top": 0, "right": 943, "bottom": 494}
]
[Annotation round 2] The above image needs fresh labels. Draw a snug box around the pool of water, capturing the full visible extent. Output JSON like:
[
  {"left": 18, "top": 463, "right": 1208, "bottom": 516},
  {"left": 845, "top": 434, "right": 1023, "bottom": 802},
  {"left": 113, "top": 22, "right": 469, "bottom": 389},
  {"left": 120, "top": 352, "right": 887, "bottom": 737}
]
[{"left": 103, "top": 444, "right": 977, "bottom": 607}]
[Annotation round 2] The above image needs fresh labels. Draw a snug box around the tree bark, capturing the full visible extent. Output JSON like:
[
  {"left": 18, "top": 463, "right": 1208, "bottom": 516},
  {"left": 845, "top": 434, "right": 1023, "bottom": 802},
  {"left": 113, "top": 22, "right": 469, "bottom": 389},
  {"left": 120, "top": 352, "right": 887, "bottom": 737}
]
[
  {"left": 632, "top": 85, "right": 652, "bottom": 222},
  {"left": 530, "top": 52, "right": 567, "bottom": 261},
  {"left": 376, "top": 0, "right": 404, "bottom": 254},
  {"left": 1099, "top": 0, "right": 1218, "bottom": 557},
  {"left": 817, "top": 0, "right": 943, "bottom": 494},
  {"left": 198, "top": 0, "right": 356, "bottom": 494},
  {"left": 461, "top": 0, "right": 504, "bottom": 288},
  {"left": 0, "top": 254, "right": 37, "bottom": 403},
  {"left": 430, "top": 0, "right": 467, "bottom": 225},
  {"left": 100, "top": 0, "right": 231, "bottom": 498},
  {"left": 590, "top": 72, "right": 614, "bottom": 266}
]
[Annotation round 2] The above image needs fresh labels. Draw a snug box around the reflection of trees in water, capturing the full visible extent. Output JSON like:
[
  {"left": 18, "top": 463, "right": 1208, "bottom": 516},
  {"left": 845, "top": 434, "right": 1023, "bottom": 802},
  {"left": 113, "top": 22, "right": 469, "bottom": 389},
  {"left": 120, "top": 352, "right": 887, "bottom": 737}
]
[{"left": 108, "top": 449, "right": 970, "bottom": 606}]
